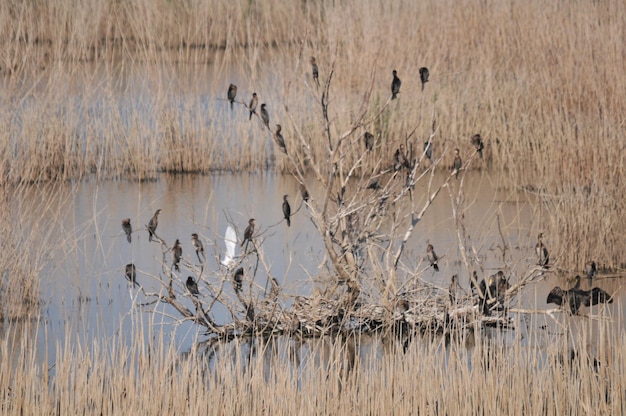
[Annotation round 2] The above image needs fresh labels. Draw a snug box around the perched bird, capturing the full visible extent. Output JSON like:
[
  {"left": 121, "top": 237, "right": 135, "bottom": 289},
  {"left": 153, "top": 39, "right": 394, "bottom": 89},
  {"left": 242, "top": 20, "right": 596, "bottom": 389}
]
[
  {"left": 121, "top": 218, "right": 132, "bottom": 243},
  {"left": 393, "top": 145, "right": 410, "bottom": 171},
  {"left": 274, "top": 124, "right": 287, "bottom": 154},
  {"left": 585, "top": 261, "right": 597, "bottom": 280},
  {"left": 310, "top": 57, "right": 320, "bottom": 87},
  {"left": 227, "top": 83, "right": 237, "bottom": 110},
  {"left": 300, "top": 183, "right": 310, "bottom": 203},
  {"left": 419, "top": 67, "right": 429, "bottom": 91},
  {"left": 471, "top": 134, "right": 484, "bottom": 159},
  {"left": 191, "top": 233, "right": 205, "bottom": 262},
  {"left": 536, "top": 232, "right": 549, "bottom": 267},
  {"left": 186, "top": 276, "right": 200, "bottom": 297},
  {"left": 172, "top": 239, "right": 182, "bottom": 272},
  {"left": 423, "top": 140, "right": 433, "bottom": 161},
  {"left": 453, "top": 148, "right": 462, "bottom": 178},
  {"left": 241, "top": 218, "right": 255, "bottom": 248},
  {"left": 478, "top": 271, "right": 509, "bottom": 315},
  {"left": 147, "top": 209, "right": 161, "bottom": 242},
  {"left": 233, "top": 267, "right": 244, "bottom": 293},
  {"left": 282, "top": 194, "right": 291, "bottom": 227},
  {"left": 391, "top": 70, "right": 401, "bottom": 99},
  {"left": 125, "top": 263, "right": 138, "bottom": 288},
  {"left": 364, "top": 131, "right": 375, "bottom": 151},
  {"left": 249, "top": 92, "right": 258, "bottom": 120},
  {"left": 426, "top": 244, "right": 439, "bottom": 272},
  {"left": 222, "top": 225, "right": 237, "bottom": 267},
  {"left": 547, "top": 280, "right": 613, "bottom": 315},
  {"left": 449, "top": 274, "right": 459, "bottom": 304},
  {"left": 260, "top": 103, "right": 270, "bottom": 126},
  {"left": 470, "top": 270, "right": 479, "bottom": 296}
]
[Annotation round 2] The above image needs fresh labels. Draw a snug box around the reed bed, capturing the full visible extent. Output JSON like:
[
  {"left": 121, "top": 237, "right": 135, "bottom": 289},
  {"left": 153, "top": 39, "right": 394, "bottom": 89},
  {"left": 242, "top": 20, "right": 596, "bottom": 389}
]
[
  {"left": 0, "top": 0, "right": 623, "bottom": 268},
  {"left": 0, "top": 311, "right": 624, "bottom": 415}
]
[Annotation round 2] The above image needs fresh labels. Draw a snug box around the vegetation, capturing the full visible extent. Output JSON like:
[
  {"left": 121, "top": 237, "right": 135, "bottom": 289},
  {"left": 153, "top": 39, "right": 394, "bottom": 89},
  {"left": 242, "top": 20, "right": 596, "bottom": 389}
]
[{"left": 0, "top": 0, "right": 623, "bottom": 413}]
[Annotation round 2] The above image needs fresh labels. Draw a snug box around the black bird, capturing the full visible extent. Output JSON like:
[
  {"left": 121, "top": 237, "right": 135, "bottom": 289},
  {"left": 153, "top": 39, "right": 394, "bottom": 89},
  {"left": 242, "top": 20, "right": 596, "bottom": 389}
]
[
  {"left": 233, "top": 267, "right": 244, "bottom": 293},
  {"left": 125, "top": 263, "right": 138, "bottom": 288},
  {"left": 449, "top": 274, "right": 459, "bottom": 304},
  {"left": 364, "top": 131, "right": 374, "bottom": 151},
  {"left": 471, "top": 134, "right": 484, "bottom": 159},
  {"left": 453, "top": 148, "right": 462, "bottom": 178},
  {"left": 282, "top": 194, "right": 291, "bottom": 227},
  {"left": 122, "top": 218, "right": 132, "bottom": 243},
  {"left": 186, "top": 276, "right": 200, "bottom": 297},
  {"left": 227, "top": 84, "right": 237, "bottom": 110},
  {"left": 172, "top": 239, "right": 182, "bottom": 272},
  {"left": 191, "top": 233, "right": 205, "bottom": 262},
  {"left": 241, "top": 218, "right": 255, "bottom": 248},
  {"left": 147, "top": 209, "right": 161, "bottom": 242},
  {"left": 478, "top": 271, "right": 510, "bottom": 315},
  {"left": 536, "top": 232, "right": 549, "bottom": 267},
  {"left": 423, "top": 140, "right": 433, "bottom": 161},
  {"left": 310, "top": 57, "right": 320, "bottom": 87},
  {"left": 470, "top": 270, "right": 479, "bottom": 296},
  {"left": 249, "top": 92, "right": 258, "bottom": 120},
  {"left": 585, "top": 261, "right": 597, "bottom": 280},
  {"left": 547, "top": 279, "right": 613, "bottom": 315},
  {"left": 426, "top": 244, "right": 439, "bottom": 272},
  {"left": 260, "top": 104, "right": 270, "bottom": 126},
  {"left": 300, "top": 183, "right": 310, "bottom": 203},
  {"left": 391, "top": 70, "right": 401, "bottom": 99},
  {"left": 419, "top": 67, "right": 429, "bottom": 91},
  {"left": 275, "top": 124, "right": 287, "bottom": 154},
  {"left": 393, "top": 145, "right": 409, "bottom": 171}
]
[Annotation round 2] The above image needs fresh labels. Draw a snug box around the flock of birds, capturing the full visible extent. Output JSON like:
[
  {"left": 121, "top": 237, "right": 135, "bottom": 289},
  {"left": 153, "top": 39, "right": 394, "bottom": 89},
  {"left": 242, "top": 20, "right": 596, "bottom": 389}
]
[{"left": 119, "top": 60, "right": 613, "bottom": 318}]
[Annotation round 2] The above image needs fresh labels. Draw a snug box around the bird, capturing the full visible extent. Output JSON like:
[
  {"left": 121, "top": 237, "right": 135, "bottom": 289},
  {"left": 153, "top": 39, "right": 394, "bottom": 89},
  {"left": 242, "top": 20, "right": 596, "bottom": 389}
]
[
  {"left": 453, "top": 148, "right": 462, "bottom": 178},
  {"left": 227, "top": 83, "right": 237, "bottom": 110},
  {"left": 470, "top": 270, "right": 479, "bottom": 296},
  {"left": 125, "top": 263, "right": 138, "bottom": 288},
  {"left": 241, "top": 218, "right": 255, "bottom": 248},
  {"left": 233, "top": 267, "right": 244, "bottom": 293},
  {"left": 222, "top": 225, "right": 237, "bottom": 267},
  {"left": 585, "top": 261, "right": 597, "bottom": 280},
  {"left": 478, "top": 271, "right": 509, "bottom": 315},
  {"left": 391, "top": 70, "right": 401, "bottom": 99},
  {"left": 172, "top": 239, "right": 182, "bottom": 272},
  {"left": 282, "top": 195, "right": 291, "bottom": 227},
  {"left": 274, "top": 124, "right": 287, "bottom": 154},
  {"left": 121, "top": 218, "right": 132, "bottom": 243},
  {"left": 310, "top": 57, "right": 320, "bottom": 87},
  {"left": 393, "top": 145, "right": 409, "bottom": 171},
  {"left": 147, "top": 209, "right": 161, "bottom": 242},
  {"left": 363, "top": 131, "right": 374, "bottom": 151},
  {"left": 249, "top": 92, "right": 258, "bottom": 120},
  {"left": 367, "top": 177, "right": 382, "bottom": 190},
  {"left": 426, "top": 244, "right": 439, "bottom": 272},
  {"left": 260, "top": 104, "right": 270, "bottom": 126},
  {"left": 471, "top": 134, "right": 484, "bottom": 159},
  {"left": 419, "top": 67, "right": 429, "bottom": 91},
  {"left": 191, "top": 233, "right": 205, "bottom": 262},
  {"left": 423, "top": 140, "right": 433, "bottom": 161},
  {"left": 300, "top": 183, "right": 310, "bottom": 203},
  {"left": 449, "top": 274, "right": 459, "bottom": 304},
  {"left": 186, "top": 276, "right": 200, "bottom": 297},
  {"left": 547, "top": 280, "right": 613, "bottom": 315},
  {"left": 536, "top": 232, "right": 549, "bottom": 267}
]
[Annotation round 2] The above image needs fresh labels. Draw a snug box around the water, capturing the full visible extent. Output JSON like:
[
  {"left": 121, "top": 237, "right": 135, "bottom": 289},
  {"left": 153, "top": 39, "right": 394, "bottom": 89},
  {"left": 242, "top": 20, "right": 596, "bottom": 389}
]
[{"left": 5, "top": 171, "right": 624, "bottom": 368}]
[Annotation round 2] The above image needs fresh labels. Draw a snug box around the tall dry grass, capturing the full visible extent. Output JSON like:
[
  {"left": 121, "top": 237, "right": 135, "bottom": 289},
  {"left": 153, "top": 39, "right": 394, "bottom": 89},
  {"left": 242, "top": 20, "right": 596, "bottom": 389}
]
[
  {"left": 0, "top": 0, "right": 623, "bottom": 268},
  {"left": 0, "top": 313, "right": 624, "bottom": 415}
]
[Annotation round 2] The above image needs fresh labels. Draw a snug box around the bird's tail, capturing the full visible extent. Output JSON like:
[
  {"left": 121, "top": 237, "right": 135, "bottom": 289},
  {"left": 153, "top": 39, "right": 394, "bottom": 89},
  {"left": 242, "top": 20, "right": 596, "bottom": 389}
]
[
  {"left": 127, "top": 234, "right": 131, "bottom": 243},
  {"left": 286, "top": 218, "right": 291, "bottom": 227},
  {"left": 230, "top": 101, "right": 233, "bottom": 110},
  {"left": 433, "top": 264, "right": 439, "bottom": 272}
]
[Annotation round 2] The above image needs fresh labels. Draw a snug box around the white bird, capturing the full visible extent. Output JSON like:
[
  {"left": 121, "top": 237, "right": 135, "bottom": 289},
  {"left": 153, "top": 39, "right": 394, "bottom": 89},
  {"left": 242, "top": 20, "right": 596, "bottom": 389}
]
[{"left": 221, "top": 225, "right": 237, "bottom": 267}]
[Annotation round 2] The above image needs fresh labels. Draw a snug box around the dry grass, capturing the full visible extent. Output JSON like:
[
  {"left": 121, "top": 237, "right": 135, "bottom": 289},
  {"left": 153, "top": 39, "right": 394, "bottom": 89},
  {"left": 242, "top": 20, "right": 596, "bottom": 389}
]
[
  {"left": 0, "top": 312, "right": 624, "bottom": 415},
  {"left": 0, "top": 0, "right": 622, "bottom": 268}
]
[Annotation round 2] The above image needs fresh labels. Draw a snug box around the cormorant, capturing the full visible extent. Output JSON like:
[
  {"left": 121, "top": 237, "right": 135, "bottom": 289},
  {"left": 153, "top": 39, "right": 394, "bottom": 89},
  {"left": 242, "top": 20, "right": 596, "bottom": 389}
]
[
  {"left": 282, "top": 195, "right": 291, "bottom": 227},
  {"left": 391, "top": 70, "right": 401, "bottom": 99},
  {"left": 122, "top": 218, "right": 132, "bottom": 243},
  {"left": 147, "top": 209, "right": 161, "bottom": 242},
  {"left": 227, "top": 84, "right": 237, "bottom": 110},
  {"left": 426, "top": 244, "right": 439, "bottom": 272}
]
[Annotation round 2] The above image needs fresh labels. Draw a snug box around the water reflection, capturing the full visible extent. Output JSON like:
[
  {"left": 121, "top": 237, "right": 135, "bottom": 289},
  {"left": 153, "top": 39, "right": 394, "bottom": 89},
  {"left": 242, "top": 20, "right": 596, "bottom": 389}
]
[{"left": 2, "top": 171, "right": 623, "bottom": 368}]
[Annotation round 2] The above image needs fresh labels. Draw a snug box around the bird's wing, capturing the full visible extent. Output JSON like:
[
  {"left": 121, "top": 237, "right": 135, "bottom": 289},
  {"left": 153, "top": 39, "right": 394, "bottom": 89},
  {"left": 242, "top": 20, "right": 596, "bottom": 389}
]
[{"left": 222, "top": 225, "right": 237, "bottom": 267}]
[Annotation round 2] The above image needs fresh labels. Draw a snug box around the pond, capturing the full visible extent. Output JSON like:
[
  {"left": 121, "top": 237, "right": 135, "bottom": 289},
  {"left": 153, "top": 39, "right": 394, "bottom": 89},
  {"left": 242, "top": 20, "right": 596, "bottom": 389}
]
[{"left": 5, "top": 170, "right": 620, "bottom": 370}]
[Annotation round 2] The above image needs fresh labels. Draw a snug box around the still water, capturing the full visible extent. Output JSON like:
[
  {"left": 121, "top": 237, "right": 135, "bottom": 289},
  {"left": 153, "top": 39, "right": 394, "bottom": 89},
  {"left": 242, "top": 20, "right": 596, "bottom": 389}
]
[{"left": 9, "top": 171, "right": 624, "bottom": 367}]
